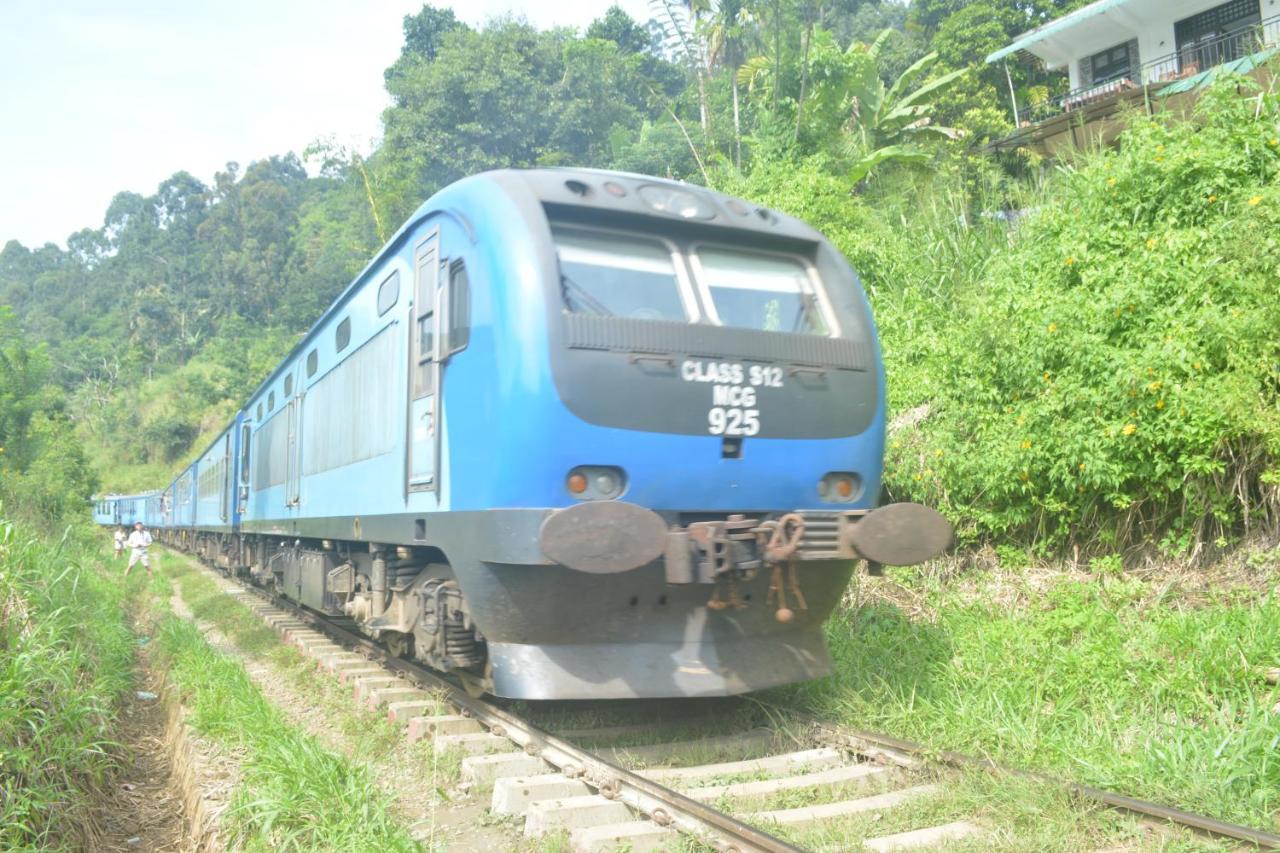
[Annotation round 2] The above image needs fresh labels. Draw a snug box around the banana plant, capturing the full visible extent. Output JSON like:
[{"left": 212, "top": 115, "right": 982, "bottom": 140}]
[{"left": 844, "top": 30, "right": 968, "bottom": 182}]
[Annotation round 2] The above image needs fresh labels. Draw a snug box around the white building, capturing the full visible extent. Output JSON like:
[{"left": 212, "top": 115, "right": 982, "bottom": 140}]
[{"left": 986, "top": 0, "right": 1280, "bottom": 151}]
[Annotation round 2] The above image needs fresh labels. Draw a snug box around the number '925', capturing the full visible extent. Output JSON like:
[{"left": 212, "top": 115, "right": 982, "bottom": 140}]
[{"left": 708, "top": 407, "right": 760, "bottom": 436}]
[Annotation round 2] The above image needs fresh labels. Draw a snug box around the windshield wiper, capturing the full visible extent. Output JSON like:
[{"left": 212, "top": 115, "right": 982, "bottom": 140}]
[
  {"left": 560, "top": 274, "right": 614, "bottom": 317},
  {"left": 790, "top": 293, "right": 820, "bottom": 333}
]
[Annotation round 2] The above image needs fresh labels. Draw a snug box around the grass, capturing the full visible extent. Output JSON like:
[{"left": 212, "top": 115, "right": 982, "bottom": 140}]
[
  {"left": 780, "top": 558, "right": 1280, "bottom": 834},
  {"left": 143, "top": 554, "right": 421, "bottom": 851},
  {"left": 157, "top": 547, "right": 479, "bottom": 846},
  {"left": 0, "top": 516, "right": 136, "bottom": 850}
]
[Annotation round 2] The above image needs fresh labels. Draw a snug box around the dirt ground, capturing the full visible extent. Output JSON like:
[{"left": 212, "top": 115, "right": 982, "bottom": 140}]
[{"left": 93, "top": 665, "right": 192, "bottom": 852}]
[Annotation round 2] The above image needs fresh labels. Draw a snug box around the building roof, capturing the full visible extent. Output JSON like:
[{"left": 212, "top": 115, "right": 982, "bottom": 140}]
[{"left": 986, "top": 0, "right": 1131, "bottom": 63}]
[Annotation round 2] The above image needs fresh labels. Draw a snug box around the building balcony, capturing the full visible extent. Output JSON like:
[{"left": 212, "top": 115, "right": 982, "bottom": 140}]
[{"left": 1013, "top": 14, "right": 1279, "bottom": 127}]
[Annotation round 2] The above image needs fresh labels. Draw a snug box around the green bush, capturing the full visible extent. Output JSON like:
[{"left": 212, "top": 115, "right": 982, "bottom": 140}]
[
  {"left": 883, "top": 81, "right": 1280, "bottom": 554},
  {"left": 0, "top": 516, "right": 134, "bottom": 849}
]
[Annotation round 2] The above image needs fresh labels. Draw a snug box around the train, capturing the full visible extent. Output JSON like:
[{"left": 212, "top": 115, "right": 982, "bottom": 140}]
[{"left": 93, "top": 168, "right": 952, "bottom": 700}]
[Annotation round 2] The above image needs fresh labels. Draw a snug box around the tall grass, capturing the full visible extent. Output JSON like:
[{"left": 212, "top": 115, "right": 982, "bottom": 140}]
[{"left": 0, "top": 515, "right": 134, "bottom": 850}]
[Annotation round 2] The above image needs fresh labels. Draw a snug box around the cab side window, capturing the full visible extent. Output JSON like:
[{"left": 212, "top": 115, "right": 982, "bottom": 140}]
[{"left": 448, "top": 261, "right": 470, "bottom": 354}]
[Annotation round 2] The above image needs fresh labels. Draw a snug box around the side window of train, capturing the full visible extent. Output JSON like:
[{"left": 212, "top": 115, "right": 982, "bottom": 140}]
[
  {"left": 256, "top": 402, "right": 263, "bottom": 420},
  {"left": 377, "top": 271, "right": 400, "bottom": 316},
  {"left": 336, "top": 317, "right": 351, "bottom": 352},
  {"left": 268, "top": 391, "right": 275, "bottom": 411},
  {"left": 306, "top": 349, "right": 318, "bottom": 378},
  {"left": 448, "top": 262, "right": 470, "bottom": 354},
  {"left": 284, "top": 375, "right": 293, "bottom": 397}
]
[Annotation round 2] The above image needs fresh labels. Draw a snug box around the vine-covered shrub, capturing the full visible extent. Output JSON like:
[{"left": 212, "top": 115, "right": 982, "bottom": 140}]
[{"left": 884, "top": 81, "right": 1280, "bottom": 554}]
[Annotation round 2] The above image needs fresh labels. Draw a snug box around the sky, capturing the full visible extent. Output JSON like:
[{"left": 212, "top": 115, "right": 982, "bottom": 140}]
[{"left": 0, "top": 0, "right": 653, "bottom": 249}]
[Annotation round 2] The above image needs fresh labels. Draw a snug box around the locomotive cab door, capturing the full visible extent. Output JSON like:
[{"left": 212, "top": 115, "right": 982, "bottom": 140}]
[
  {"left": 408, "top": 230, "right": 442, "bottom": 493},
  {"left": 284, "top": 366, "right": 303, "bottom": 508},
  {"left": 219, "top": 433, "right": 231, "bottom": 522}
]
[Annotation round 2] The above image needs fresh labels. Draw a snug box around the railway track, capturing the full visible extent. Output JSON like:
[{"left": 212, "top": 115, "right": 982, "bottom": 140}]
[{"left": 181, "top": 557, "right": 1280, "bottom": 852}]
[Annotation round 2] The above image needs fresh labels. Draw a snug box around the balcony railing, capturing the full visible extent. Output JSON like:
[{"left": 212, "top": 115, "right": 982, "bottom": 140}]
[{"left": 1017, "top": 14, "right": 1280, "bottom": 125}]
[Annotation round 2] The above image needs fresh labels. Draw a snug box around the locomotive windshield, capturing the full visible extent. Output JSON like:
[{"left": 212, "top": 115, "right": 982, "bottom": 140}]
[
  {"left": 693, "top": 247, "right": 828, "bottom": 336},
  {"left": 554, "top": 228, "right": 690, "bottom": 321},
  {"left": 552, "top": 224, "right": 833, "bottom": 336}
]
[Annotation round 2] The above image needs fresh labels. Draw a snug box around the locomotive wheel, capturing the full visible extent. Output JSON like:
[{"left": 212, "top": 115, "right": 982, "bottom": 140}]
[
  {"left": 458, "top": 658, "right": 493, "bottom": 698},
  {"left": 384, "top": 631, "right": 412, "bottom": 659}
]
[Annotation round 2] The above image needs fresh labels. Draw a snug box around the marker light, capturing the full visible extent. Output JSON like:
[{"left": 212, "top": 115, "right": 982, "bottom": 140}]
[
  {"left": 819, "top": 472, "right": 863, "bottom": 503},
  {"left": 637, "top": 184, "right": 715, "bottom": 220},
  {"left": 566, "top": 466, "right": 627, "bottom": 500}
]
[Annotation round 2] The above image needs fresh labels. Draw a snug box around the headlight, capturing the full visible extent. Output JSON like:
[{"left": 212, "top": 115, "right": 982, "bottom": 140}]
[
  {"left": 566, "top": 466, "right": 627, "bottom": 500},
  {"left": 637, "top": 184, "right": 715, "bottom": 220},
  {"left": 819, "top": 472, "right": 862, "bottom": 503}
]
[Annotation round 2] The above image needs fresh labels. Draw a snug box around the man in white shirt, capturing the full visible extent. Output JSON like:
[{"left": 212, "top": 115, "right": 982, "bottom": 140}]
[{"left": 124, "top": 522, "right": 154, "bottom": 578}]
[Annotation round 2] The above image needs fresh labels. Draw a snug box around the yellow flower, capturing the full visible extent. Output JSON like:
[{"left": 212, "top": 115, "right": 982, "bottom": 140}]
[
  {"left": 1107, "top": 177, "right": 1117, "bottom": 187},
  {"left": 1078, "top": 463, "right": 1086, "bottom": 471},
  {"left": 1248, "top": 196, "right": 1263, "bottom": 206},
  {"left": 1208, "top": 195, "right": 1217, "bottom": 203},
  {"left": 1021, "top": 440, "right": 1032, "bottom": 450},
  {"left": 1271, "top": 138, "right": 1279, "bottom": 146},
  {"left": 1065, "top": 256, "right": 1075, "bottom": 266},
  {"left": 1155, "top": 155, "right": 1164, "bottom": 163},
  {"left": 1042, "top": 372, "right": 1051, "bottom": 382},
  {"left": 1122, "top": 423, "right": 1137, "bottom": 436},
  {"left": 1146, "top": 237, "right": 1157, "bottom": 250},
  {"left": 935, "top": 449, "right": 943, "bottom": 458},
  {"left": 1147, "top": 380, "right": 1162, "bottom": 391},
  {"left": 1156, "top": 144, "right": 1164, "bottom": 153},
  {"left": 1016, "top": 415, "right": 1026, "bottom": 425},
  {"left": 1047, "top": 322, "right": 1058, "bottom": 333},
  {"left": 1155, "top": 399, "right": 1165, "bottom": 410},
  {"left": 1193, "top": 361, "right": 1202, "bottom": 370},
  {"left": 914, "top": 473, "right": 923, "bottom": 481}
]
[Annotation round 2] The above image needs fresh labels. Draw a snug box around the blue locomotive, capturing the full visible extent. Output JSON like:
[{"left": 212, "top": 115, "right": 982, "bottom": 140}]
[{"left": 94, "top": 169, "right": 951, "bottom": 699}]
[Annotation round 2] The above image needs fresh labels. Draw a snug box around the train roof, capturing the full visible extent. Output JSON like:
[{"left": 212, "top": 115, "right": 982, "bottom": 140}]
[{"left": 240, "top": 167, "right": 827, "bottom": 408}]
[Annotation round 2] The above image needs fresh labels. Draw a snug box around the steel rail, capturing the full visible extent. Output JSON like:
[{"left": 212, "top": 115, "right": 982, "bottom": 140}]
[
  {"left": 226, "top": 574, "right": 802, "bottom": 853},
  {"left": 819, "top": 725, "right": 1280, "bottom": 850}
]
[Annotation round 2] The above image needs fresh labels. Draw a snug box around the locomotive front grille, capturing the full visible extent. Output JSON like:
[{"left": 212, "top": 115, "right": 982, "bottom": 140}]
[{"left": 795, "top": 510, "right": 862, "bottom": 560}]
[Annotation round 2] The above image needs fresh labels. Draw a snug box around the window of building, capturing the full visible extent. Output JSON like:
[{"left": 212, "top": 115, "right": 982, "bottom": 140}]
[
  {"left": 377, "top": 271, "right": 400, "bottom": 316},
  {"left": 1090, "top": 42, "right": 1131, "bottom": 84},
  {"left": 448, "top": 262, "right": 470, "bottom": 353},
  {"left": 1175, "top": 0, "right": 1262, "bottom": 69},
  {"left": 306, "top": 349, "right": 318, "bottom": 377},
  {"left": 336, "top": 317, "right": 351, "bottom": 352}
]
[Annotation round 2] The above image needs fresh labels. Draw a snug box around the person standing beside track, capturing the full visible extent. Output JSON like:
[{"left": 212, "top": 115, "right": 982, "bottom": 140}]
[
  {"left": 124, "top": 521, "right": 153, "bottom": 578},
  {"left": 113, "top": 525, "right": 127, "bottom": 559}
]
